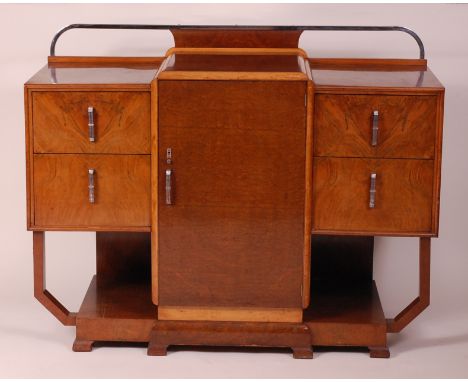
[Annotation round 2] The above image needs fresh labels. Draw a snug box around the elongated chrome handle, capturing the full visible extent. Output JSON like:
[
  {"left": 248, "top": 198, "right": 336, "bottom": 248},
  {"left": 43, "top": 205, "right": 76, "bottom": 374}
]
[
  {"left": 369, "top": 173, "right": 377, "bottom": 208},
  {"left": 165, "top": 169, "right": 172, "bottom": 205},
  {"left": 88, "top": 169, "right": 95, "bottom": 203},
  {"left": 372, "top": 110, "right": 379, "bottom": 146},
  {"left": 88, "top": 106, "right": 95, "bottom": 142}
]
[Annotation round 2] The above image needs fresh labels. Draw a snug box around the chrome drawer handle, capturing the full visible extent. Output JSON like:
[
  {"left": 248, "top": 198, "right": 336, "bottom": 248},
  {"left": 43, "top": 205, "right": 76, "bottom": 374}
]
[
  {"left": 88, "top": 106, "right": 95, "bottom": 142},
  {"left": 369, "top": 173, "right": 377, "bottom": 208},
  {"left": 165, "top": 169, "right": 172, "bottom": 205},
  {"left": 88, "top": 169, "right": 95, "bottom": 204},
  {"left": 372, "top": 110, "right": 379, "bottom": 146}
]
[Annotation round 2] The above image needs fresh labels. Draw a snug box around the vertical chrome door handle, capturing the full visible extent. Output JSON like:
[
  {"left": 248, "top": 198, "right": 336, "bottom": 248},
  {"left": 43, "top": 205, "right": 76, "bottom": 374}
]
[
  {"left": 371, "top": 110, "right": 379, "bottom": 146},
  {"left": 369, "top": 173, "right": 377, "bottom": 208},
  {"left": 88, "top": 106, "right": 95, "bottom": 142},
  {"left": 88, "top": 169, "right": 95, "bottom": 203},
  {"left": 165, "top": 169, "right": 172, "bottom": 205}
]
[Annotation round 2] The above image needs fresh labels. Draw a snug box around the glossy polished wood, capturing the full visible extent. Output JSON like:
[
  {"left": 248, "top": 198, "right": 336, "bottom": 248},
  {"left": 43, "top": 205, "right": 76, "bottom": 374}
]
[
  {"left": 314, "top": 94, "right": 438, "bottom": 159},
  {"left": 170, "top": 29, "right": 302, "bottom": 48},
  {"left": 312, "top": 67, "right": 444, "bottom": 92},
  {"left": 26, "top": 65, "right": 158, "bottom": 87},
  {"left": 33, "top": 154, "right": 150, "bottom": 229},
  {"left": 33, "top": 91, "right": 150, "bottom": 154},
  {"left": 158, "top": 80, "right": 306, "bottom": 311},
  {"left": 312, "top": 157, "right": 434, "bottom": 235}
]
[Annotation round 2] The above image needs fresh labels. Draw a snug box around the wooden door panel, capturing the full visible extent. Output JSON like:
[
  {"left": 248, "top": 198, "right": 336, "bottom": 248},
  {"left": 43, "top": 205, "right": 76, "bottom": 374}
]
[
  {"left": 158, "top": 80, "right": 307, "bottom": 309},
  {"left": 33, "top": 92, "right": 150, "bottom": 154},
  {"left": 34, "top": 154, "right": 150, "bottom": 228},
  {"left": 312, "top": 158, "right": 434, "bottom": 234},
  {"left": 314, "top": 94, "right": 437, "bottom": 159}
]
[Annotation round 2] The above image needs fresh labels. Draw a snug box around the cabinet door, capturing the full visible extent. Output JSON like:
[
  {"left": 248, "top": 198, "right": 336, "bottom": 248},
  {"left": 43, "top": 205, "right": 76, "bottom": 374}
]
[{"left": 158, "top": 80, "right": 307, "bottom": 310}]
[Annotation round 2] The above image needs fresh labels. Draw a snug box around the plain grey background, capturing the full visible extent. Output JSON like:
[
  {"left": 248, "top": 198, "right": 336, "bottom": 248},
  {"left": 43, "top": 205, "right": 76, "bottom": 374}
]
[{"left": 0, "top": 3, "right": 467, "bottom": 378}]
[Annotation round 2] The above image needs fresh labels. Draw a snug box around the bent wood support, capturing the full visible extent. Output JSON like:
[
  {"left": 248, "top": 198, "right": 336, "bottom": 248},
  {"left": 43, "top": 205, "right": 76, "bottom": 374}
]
[
  {"left": 33, "top": 231, "right": 77, "bottom": 326},
  {"left": 386, "top": 237, "right": 430, "bottom": 333}
]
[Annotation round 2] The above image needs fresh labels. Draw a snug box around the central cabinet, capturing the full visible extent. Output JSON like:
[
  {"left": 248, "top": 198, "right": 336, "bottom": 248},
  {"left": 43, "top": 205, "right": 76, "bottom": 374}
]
[{"left": 157, "top": 80, "right": 307, "bottom": 321}]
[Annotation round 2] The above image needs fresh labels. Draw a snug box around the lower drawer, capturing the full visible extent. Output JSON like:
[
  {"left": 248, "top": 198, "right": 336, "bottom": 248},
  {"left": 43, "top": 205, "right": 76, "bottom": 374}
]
[
  {"left": 312, "top": 157, "right": 434, "bottom": 235},
  {"left": 33, "top": 154, "right": 151, "bottom": 229}
]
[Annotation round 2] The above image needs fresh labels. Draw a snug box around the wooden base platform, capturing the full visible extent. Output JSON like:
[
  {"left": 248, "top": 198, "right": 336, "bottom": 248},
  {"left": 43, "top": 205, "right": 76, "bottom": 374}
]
[{"left": 72, "top": 275, "right": 388, "bottom": 358}]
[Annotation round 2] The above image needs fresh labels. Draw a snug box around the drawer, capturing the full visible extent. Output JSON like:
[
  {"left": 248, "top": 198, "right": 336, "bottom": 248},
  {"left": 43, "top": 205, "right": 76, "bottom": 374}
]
[
  {"left": 33, "top": 154, "right": 150, "bottom": 229},
  {"left": 32, "top": 91, "right": 150, "bottom": 154},
  {"left": 312, "top": 157, "right": 434, "bottom": 235},
  {"left": 314, "top": 94, "right": 437, "bottom": 159}
]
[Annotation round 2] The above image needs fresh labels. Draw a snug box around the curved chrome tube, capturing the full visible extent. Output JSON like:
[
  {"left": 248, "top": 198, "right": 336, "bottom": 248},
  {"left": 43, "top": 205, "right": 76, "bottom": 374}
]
[{"left": 49, "top": 24, "right": 425, "bottom": 59}]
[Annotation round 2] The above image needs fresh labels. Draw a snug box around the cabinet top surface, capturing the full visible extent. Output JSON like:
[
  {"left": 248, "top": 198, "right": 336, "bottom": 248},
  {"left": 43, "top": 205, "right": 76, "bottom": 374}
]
[
  {"left": 311, "top": 68, "right": 444, "bottom": 90},
  {"left": 25, "top": 64, "right": 160, "bottom": 86}
]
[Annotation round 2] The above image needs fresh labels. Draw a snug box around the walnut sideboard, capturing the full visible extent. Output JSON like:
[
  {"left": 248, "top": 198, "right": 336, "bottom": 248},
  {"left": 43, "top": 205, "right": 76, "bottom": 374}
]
[{"left": 24, "top": 25, "right": 445, "bottom": 358}]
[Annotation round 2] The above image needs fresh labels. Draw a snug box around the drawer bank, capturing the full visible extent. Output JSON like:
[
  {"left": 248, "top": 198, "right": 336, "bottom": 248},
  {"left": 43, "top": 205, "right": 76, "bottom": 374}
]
[{"left": 24, "top": 25, "right": 445, "bottom": 358}]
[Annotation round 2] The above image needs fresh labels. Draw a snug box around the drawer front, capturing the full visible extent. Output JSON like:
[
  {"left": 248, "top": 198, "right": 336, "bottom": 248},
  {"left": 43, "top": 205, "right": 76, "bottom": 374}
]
[
  {"left": 312, "top": 158, "right": 434, "bottom": 234},
  {"left": 314, "top": 94, "right": 437, "bottom": 159},
  {"left": 32, "top": 92, "right": 150, "bottom": 154},
  {"left": 33, "top": 154, "right": 150, "bottom": 229}
]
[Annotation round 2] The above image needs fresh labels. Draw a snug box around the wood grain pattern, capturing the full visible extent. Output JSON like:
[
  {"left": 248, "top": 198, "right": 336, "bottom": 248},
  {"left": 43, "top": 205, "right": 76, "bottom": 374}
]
[
  {"left": 314, "top": 94, "right": 437, "bottom": 159},
  {"left": 170, "top": 29, "right": 302, "bottom": 48},
  {"left": 148, "top": 320, "right": 312, "bottom": 358},
  {"left": 158, "top": 306, "right": 302, "bottom": 322},
  {"left": 312, "top": 157, "right": 434, "bottom": 235},
  {"left": 33, "top": 154, "right": 150, "bottom": 229},
  {"left": 158, "top": 80, "right": 307, "bottom": 310},
  {"left": 33, "top": 91, "right": 150, "bottom": 154}
]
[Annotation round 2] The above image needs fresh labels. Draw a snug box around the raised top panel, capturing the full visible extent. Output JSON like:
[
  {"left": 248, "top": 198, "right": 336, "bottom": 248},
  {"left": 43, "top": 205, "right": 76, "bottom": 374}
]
[{"left": 170, "top": 29, "right": 303, "bottom": 48}]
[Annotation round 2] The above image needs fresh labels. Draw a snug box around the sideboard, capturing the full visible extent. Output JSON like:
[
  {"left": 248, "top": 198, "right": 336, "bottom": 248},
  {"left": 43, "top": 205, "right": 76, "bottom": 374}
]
[{"left": 24, "top": 25, "right": 445, "bottom": 358}]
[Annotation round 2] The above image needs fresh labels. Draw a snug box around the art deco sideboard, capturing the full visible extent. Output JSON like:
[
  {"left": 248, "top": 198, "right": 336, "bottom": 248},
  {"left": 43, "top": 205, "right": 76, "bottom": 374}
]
[{"left": 24, "top": 24, "right": 445, "bottom": 358}]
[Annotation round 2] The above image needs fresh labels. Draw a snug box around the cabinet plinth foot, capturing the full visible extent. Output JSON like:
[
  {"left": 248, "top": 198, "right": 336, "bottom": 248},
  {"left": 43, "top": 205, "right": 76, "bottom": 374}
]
[
  {"left": 292, "top": 346, "right": 314, "bottom": 359},
  {"left": 147, "top": 343, "right": 168, "bottom": 356},
  {"left": 369, "top": 346, "right": 390, "bottom": 358},
  {"left": 72, "top": 339, "right": 94, "bottom": 352}
]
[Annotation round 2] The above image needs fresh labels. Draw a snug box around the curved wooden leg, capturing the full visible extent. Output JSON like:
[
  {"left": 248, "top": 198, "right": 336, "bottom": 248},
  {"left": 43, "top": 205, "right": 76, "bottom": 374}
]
[
  {"left": 33, "top": 232, "right": 77, "bottom": 326},
  {"left": 369, "top": 346, "right": 390, "bottom": 358},
  {"left": 72, "top": 339, "right": 94, "bottom": 352},
  {"left": 292, "top": 346, "right": 313, "bottom": 359},
  {"left": 386, "top": 237, "right": 430, "bottom": 333}
]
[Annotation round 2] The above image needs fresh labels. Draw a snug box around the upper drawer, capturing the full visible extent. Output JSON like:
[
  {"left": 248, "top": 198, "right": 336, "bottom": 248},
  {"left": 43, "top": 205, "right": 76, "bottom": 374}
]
[
  {"left": 314, "top": 94, "right": 437, "bottom": 159},
  {"left": 32, "top": 91, "right": 150, "bottom": 154}
]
